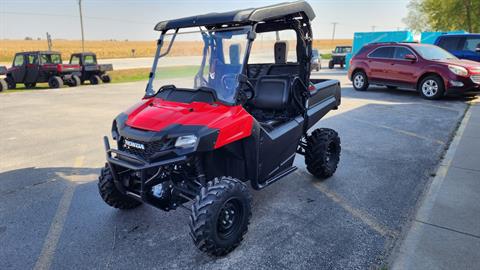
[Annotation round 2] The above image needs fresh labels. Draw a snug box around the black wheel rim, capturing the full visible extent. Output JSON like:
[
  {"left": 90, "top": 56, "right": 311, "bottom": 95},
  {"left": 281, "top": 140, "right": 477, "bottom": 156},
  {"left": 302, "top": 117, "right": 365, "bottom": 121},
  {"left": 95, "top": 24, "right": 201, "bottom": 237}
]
[{"left": 217, "top": 198, "right": 243, "bottom": 240}]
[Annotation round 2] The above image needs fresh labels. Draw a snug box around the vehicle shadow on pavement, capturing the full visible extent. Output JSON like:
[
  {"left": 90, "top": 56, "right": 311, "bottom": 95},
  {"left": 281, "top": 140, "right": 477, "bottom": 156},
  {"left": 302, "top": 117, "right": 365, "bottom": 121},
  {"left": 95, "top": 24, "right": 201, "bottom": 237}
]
[{"left": 344, "top": 85, "right": 478, "bottom": 103}]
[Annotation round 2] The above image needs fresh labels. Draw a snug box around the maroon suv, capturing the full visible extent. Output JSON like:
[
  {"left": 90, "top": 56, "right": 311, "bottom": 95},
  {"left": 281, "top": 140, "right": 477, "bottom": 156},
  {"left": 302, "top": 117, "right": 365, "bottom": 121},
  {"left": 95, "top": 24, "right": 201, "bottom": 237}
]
[{"left": 348, "top": 42, "right": 480, "bottom": 99}]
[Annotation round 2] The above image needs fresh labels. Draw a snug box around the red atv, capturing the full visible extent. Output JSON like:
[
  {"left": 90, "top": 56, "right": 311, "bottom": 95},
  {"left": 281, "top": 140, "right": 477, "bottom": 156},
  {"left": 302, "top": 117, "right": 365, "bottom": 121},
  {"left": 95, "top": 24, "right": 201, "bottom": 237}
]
[{"left": 99, "top": 1, "right": 342, "bottom": 256}]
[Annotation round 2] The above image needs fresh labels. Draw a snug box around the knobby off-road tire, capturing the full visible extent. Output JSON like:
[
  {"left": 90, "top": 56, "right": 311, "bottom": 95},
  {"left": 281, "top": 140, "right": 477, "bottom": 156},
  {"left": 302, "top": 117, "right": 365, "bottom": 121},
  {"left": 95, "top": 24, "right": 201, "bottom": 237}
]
[
  {"left": 101, "top": 74, "right": 111, "bottom": 83},
  {"left": 190, "top": 177, "right": 252, "bottom": 257},
  {"left": 6, "top": 76, "right": 15, "bottom": 89},
  {"left": 0, "top": 79, "right": 7, "bottom": 92},
  {"left": 90, "top": 75, "right": 102, "bottom": 85},
  {"left": 69, "top": 75, "right": 81, "bottom": 87},
  {"left": 305, "top": 128, "right": 341, "bottom": 179},
  {"left": 48, "top": 76, "right": 63, "bottom": 89},
  {"left": 98, "top": 164, "right": 142, "bottom": 209}
]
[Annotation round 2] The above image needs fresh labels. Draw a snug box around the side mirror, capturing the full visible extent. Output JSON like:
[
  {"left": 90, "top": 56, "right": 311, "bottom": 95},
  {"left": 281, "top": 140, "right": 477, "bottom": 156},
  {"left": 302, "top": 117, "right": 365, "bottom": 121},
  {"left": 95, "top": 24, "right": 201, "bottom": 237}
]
[{"left": 404, "top": 54, "right": 417, "bottom": 61}]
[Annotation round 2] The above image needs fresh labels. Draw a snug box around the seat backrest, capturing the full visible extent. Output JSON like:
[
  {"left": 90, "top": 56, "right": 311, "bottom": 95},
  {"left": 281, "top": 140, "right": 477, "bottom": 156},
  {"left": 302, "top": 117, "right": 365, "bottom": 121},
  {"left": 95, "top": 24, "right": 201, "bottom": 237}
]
[
  {"left": 249, "top": 75, "right": 291, "bottom": 110},
  {"left": 274, "top": 41, "right": 288, "bottom": 64}
]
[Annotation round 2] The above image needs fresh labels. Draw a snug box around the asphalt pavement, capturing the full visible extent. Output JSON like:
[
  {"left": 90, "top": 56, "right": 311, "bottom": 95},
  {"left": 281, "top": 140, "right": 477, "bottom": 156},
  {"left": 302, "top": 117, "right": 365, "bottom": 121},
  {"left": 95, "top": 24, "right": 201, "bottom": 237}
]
[
  {"left": 392, "top": 100, "right": 480, "bottom": 270},
  {"left": 0, "top": 69, "right": 470, "bottom": 269}
]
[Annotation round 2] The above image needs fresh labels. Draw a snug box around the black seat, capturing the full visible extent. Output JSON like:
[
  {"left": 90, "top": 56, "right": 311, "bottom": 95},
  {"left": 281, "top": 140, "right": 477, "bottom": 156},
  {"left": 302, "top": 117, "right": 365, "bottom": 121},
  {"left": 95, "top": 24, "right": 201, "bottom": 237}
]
[
  {"left": 267, "top": 41, "right": 300, "bottom": 76},
  {"left": 249, "top": 75, "right": 291, "bottom": 110}
]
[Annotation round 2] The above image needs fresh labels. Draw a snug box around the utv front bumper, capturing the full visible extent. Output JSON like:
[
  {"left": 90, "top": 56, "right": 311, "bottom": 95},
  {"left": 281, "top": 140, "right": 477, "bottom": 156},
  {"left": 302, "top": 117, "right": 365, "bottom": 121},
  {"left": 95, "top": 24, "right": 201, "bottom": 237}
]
[{"left": 103, "top": 136, "right": 189, "bottom": 208}]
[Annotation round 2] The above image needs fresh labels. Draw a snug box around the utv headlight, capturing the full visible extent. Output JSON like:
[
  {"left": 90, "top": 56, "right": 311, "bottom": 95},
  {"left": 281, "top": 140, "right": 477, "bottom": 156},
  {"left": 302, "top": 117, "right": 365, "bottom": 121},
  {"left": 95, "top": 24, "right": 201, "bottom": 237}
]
[
  {"left": 448, "top": 65, "right": 468, "bottom": 77},
  {"left": 175, "top": 135, "right": 197, "bottom": 148}
]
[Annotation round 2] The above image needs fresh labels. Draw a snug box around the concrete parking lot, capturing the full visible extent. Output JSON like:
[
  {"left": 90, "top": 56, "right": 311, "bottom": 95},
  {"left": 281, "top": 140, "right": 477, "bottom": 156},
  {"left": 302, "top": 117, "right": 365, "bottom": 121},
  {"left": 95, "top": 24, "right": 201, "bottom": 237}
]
[{"left": 0, "top": 70, "right": 469, "bottom": 269}]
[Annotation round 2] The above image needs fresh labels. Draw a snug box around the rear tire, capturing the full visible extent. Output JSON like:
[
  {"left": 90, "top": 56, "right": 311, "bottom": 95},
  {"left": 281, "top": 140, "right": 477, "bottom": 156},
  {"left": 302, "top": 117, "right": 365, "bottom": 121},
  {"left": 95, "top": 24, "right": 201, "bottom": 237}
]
[
  {"left": 48, "top": 76, "right": 63, "bottom": 89},
  {"left": 98, "top": 165, "right": 142, "bottom": 209},
  {"left": 90, "top": 75, "right": 101, "bottom": 85},
  {"left": 418, "top": 75, "right": 444, "bottom": 100},
  {"left": 24, "top": 83, "right": 36, "bottom": 89},
  {"left": 101, "top": 74, "right": 111, "bottom": 83},
  {"left": 190, "top": 177, "right": 252, "bottom": 257},
  {"left": 352, "top": 70, "right": 369, "bottom": 91},
  {"left": 6, "top": 76, "right": 15, "bottom": 89},
  {"left": 305, "top": 128, "right": 341, "bottom": 179},
  {"left": 0, "top": 79, "right": 7, "bottom": 92},
  {"left": 328, "top": 60, "right": 334, "bottom": 69}
]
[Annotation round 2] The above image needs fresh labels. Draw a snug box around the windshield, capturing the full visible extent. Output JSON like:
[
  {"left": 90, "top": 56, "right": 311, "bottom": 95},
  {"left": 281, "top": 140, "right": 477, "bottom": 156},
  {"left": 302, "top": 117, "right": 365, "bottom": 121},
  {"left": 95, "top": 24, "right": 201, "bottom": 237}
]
[
  {"left": 147, "top": 26, "right": 250, "bottom": 105},
  {"left": 335, "top": 47, "right": 351, "bottom": 53},
  {"left": 415, "top": 45, "right": 457, "bottom": 60},
  {"left": 41, "top": 54, "right": 62, "bottom": 64}
]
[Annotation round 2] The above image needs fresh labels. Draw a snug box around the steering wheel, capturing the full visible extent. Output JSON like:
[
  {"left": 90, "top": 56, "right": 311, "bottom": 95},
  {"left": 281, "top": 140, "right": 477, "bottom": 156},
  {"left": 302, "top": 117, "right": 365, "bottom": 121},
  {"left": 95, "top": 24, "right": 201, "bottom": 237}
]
[{"left": 221, "top": 73, "right": 255, "bottom": 100}]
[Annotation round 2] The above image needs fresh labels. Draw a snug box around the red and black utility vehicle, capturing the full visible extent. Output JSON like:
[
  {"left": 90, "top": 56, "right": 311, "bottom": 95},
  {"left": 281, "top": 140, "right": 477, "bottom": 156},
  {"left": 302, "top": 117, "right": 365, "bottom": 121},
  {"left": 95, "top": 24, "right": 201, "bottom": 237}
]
[
  {"left": 98, "top": 1, "right": 342, "bottom": 256},
  {"left": 4, "top": 51, "right": 81, "bottom": 89},
  {"left": 69, "top": 52, "right": 113, "bottom": 85}
]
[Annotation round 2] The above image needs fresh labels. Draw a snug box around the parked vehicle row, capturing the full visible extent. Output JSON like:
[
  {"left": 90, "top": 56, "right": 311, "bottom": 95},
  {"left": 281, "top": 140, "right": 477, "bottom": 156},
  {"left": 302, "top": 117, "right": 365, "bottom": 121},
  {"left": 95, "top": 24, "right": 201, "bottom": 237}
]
[
  {"left": 348, "top": 42, "right": 480, "bottom": 99},
  {"left": 0, "top": 51, "right": 112, "bottom": 91}
]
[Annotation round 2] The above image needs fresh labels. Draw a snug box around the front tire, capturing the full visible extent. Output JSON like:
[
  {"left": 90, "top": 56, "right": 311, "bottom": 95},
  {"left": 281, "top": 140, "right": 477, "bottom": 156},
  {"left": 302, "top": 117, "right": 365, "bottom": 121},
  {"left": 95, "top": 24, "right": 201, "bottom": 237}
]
[
  {"left": 305, "top": 128, "right": 341, "bottom": 179},
  {"left": 69, "top": 75, "right": 81, "bottom": 87},
  {"left": 419, "top": 75, "right": 444, "bottom": 100},
  {"left": 48, "top": 76, "right": 63, "bottom": 89},
  {"left": 190, "top": 177, "right": 252, "bottom": 257},
  {"left": 352, "top": 70, "right": 369, "bottom": 91},
  {"left": 101, "top": 74, "right": 111, "bottom": 83},
  {"left": 328, "top": 60, "right": 334, "bottom": 69},
  {"left": 90, "top": 75, "right": 102, "bottom": 85},
  {"left": 98, "top": 165, "right": 142, "bottom": 209}
]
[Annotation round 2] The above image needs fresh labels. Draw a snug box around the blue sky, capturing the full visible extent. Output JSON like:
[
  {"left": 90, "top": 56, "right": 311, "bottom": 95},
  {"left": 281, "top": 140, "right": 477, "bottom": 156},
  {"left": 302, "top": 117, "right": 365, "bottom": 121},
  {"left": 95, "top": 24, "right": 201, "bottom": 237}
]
[{"left": 0, "top": 0, "right": 409, "bottom": 40}]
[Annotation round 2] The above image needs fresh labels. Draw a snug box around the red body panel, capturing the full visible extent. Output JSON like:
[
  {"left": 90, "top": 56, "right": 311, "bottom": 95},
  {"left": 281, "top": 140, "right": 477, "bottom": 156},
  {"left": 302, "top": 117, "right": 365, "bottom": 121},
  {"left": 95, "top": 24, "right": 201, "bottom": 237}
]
[{"left": 125, "top": 98, "right": 254, "bottom": 149}]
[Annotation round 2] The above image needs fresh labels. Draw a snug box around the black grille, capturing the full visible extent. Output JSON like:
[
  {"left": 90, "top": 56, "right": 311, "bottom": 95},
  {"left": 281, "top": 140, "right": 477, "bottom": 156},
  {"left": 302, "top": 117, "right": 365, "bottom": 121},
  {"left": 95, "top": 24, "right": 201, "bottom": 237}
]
[{"left": 120, "top": 137, "right": 174, "bottom": 160}]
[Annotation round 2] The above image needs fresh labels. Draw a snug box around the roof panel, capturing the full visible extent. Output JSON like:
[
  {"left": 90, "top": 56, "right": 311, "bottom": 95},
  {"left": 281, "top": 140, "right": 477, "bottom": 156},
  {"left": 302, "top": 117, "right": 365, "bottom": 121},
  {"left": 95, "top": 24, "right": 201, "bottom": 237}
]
[{"left": 154, "top": 1, "right": 315, "bottom": 31}]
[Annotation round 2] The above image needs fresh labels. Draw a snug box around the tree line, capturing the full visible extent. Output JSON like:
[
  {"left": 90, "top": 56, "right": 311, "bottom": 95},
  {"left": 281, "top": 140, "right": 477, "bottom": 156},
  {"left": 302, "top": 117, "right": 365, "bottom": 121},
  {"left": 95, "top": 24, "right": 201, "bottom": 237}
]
[{"left": 404, "top": 0, "right": 480, "bottom": 33}]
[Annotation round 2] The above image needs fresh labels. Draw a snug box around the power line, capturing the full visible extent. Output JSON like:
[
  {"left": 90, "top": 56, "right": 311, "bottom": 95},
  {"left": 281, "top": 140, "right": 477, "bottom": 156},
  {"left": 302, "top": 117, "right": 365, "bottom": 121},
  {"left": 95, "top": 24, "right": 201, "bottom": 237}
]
[{"left": 0, "top": 11, "right": 152, "bottom": 25}]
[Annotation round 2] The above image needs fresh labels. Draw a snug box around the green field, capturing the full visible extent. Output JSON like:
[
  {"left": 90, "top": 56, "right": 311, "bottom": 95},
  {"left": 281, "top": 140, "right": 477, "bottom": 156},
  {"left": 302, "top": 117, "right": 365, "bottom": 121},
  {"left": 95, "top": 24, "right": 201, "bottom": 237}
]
[{"left": 0, "top": 65, "right": 199, "bottom": 93}]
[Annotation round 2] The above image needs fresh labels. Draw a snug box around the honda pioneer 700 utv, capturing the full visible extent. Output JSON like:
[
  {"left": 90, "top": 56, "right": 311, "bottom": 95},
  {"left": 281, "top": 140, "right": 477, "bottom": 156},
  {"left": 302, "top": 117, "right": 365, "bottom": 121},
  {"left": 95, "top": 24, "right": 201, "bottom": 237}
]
[{"left": 99, "top": 1, "right": 342, "bottom": 256}]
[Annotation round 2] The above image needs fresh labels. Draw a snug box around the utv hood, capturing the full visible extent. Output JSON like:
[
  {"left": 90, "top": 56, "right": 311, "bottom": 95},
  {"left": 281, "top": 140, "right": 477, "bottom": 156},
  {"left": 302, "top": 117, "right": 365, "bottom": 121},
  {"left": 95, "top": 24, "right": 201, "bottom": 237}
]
[
  {"left": 122, "top": 98, "right": 253, "bottom": 149},
  {"left": 125, "top": 98, "right": 240, "bottom": 132}
]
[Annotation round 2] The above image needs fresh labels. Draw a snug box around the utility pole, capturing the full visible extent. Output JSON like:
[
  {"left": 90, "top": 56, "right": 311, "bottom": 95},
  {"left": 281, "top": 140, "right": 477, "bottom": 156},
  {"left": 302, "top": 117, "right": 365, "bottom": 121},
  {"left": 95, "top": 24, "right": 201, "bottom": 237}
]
[
  {"left": 331, "top": 22, "right": 338, "bottom": 42},
  {"left": 78, "top": 0, "right": 85, "bottom": 52},
  {"left": 46, "top": 32, "right": 52, "bottom": 51}
]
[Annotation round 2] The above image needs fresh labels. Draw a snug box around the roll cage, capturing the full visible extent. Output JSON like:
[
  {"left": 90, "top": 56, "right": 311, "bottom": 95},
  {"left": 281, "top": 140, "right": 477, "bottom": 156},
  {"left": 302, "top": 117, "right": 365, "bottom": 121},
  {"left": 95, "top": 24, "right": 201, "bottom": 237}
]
[{"left": 146, "top": 1, "right": 315, "bottom": 105}]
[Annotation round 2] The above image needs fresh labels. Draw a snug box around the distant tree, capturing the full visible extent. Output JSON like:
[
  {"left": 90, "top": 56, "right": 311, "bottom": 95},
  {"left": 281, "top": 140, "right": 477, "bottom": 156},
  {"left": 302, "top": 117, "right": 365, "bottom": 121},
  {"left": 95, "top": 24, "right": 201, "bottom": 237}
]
[
  {"left": 404, "top": 0, "right": 480, "bottom": 33},
  {"left": 403, "top": 0, "right": 430, "bottom": 33},
  {"left": 24, "top": 36, "right": 33, "bottom": 40}
]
